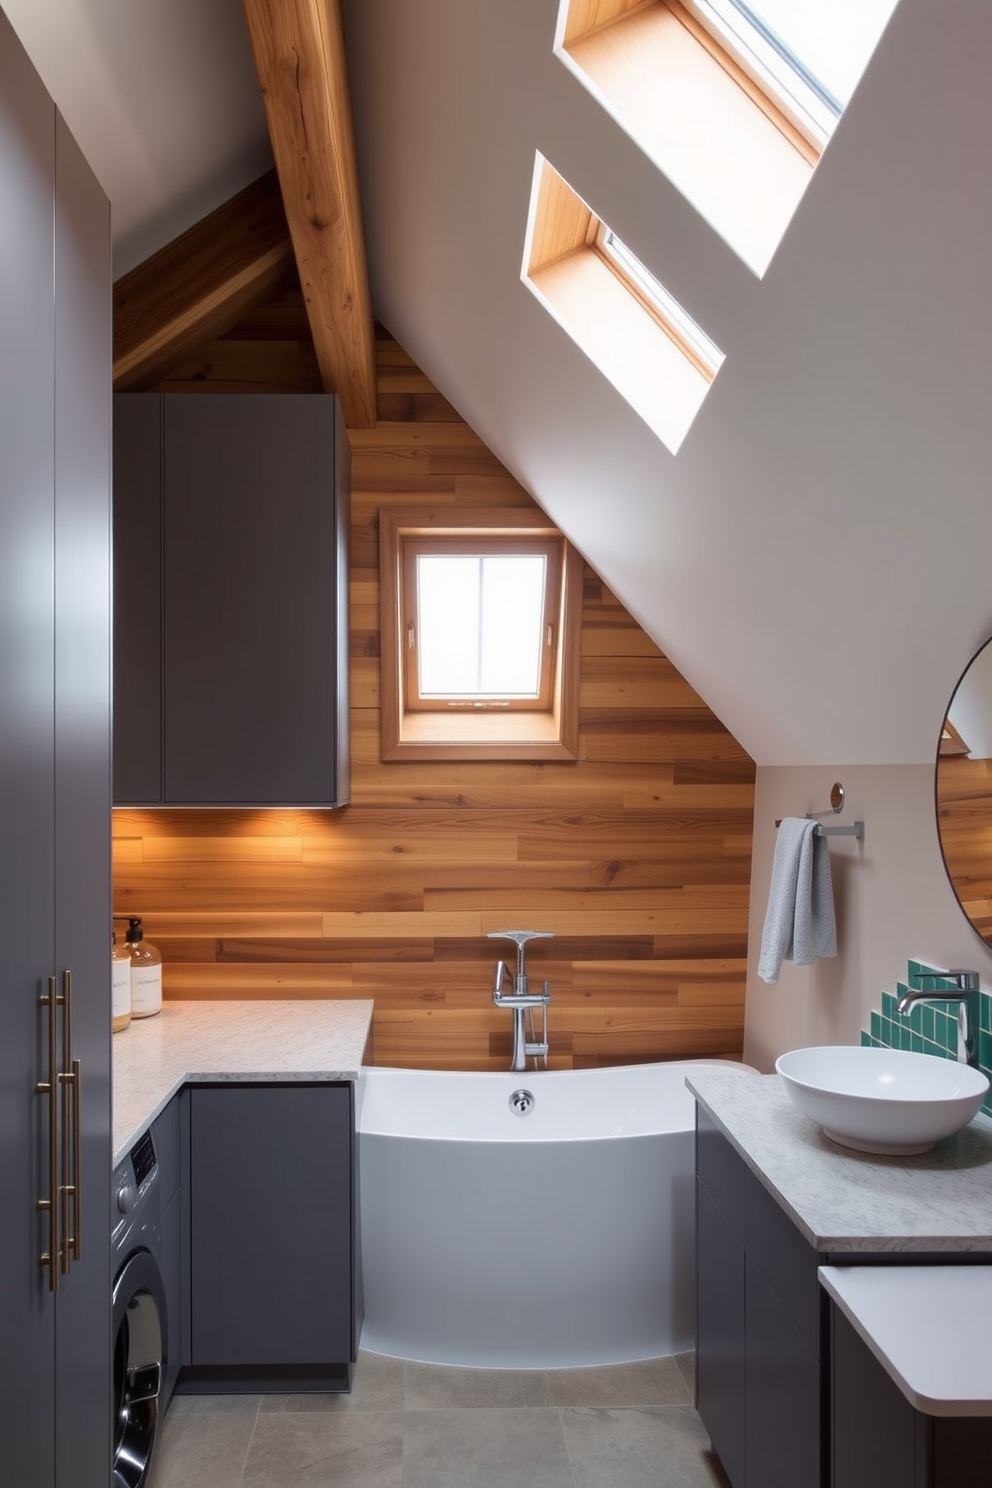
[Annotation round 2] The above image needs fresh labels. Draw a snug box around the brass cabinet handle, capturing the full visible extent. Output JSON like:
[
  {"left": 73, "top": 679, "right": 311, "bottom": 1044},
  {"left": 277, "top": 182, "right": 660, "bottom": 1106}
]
[
  {"left": 61, "top": 970, "right": 81, "bottom": 1270},
  {"left": 36, "top": 976, "right": 61, "bottom": 1293}
]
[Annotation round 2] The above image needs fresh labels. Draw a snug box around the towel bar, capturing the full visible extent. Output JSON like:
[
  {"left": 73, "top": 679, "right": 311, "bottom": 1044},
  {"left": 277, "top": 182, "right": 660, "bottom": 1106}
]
[{"left": 774, "top": 818, "right": 865, "bottom": 841}]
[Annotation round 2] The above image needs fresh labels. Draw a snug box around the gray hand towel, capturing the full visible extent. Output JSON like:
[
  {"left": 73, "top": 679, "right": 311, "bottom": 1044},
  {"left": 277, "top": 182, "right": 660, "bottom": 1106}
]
[{"left": 758, "top": 816, "right": 837, "bottom": 985}]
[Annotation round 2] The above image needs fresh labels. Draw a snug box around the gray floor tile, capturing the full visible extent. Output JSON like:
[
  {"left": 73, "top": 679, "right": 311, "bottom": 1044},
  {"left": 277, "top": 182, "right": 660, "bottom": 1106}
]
[
  {"left": 546, "top": 1356, "right": 691, "bottom": 1408},
  {"left": 242, "top": 1410, "right": 403, "bottom": 1487},
  {"left": 146, "top": 1410, "right": 256, "bottom": 1488},
  {"left": 403, "top": 1407, "right": 574, "bottom": 1488},
  {"left": 168, "top": 1392, "right": 262, "bottom": 1417},
  {"left": 560, "top": 1405, "right": 731, "bottom": 1488},
  {"left": 405, "top": 1361, "right": 548, "bottom": 1409},
  {"left": 259, "top": 1350, "right": 406, "bottom": 1413},
  {"left": 675, "top": 1350, "right": 697, "bottom": 1400}
]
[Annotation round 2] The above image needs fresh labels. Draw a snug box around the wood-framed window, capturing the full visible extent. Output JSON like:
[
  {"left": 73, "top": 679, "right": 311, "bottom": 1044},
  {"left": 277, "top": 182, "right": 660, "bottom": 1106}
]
[{"left": 379, "top": 507, "right": 583, "bottom": 760}]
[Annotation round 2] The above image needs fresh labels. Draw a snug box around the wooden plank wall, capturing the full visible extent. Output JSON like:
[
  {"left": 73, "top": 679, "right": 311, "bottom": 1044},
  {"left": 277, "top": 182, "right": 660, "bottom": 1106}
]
[{"left": 113, "top": 288, "right": 755, "bottom": 1068}]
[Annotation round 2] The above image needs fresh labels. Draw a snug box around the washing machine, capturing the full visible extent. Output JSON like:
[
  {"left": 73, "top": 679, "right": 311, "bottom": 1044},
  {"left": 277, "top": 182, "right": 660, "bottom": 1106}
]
[{"left": 112, "top": 1127, "right": 168, "bottom": 1488}]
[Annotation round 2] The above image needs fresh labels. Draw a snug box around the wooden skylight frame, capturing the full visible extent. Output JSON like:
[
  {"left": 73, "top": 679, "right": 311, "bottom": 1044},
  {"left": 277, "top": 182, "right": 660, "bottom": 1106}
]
[
  {"left": 522, "top": 155, "right": 723, "bottom": 453},
  {"left": 553, "top": 0, "right": 819, "bottom": 276},
  {"left": 379, "top": 507, "right": 583, "bottom": 761}
]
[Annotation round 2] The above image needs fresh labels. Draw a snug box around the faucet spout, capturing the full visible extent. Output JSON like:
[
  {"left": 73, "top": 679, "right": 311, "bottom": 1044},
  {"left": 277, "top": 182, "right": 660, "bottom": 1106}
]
[{"left": 895, "top": 969, "right": 982, "bottom": 1068}]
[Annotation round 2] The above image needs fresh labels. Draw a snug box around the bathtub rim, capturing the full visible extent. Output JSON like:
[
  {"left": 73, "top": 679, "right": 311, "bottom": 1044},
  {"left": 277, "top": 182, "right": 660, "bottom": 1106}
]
[{"left": 356, "top": 1056, "right": 753, "bottom": 1143}]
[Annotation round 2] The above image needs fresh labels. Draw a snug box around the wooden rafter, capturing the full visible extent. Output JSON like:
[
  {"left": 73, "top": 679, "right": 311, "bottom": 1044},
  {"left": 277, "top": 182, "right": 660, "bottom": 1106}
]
[
  {"left": 241, "top": 0, "right": 377, "bottom": 427},
  {"left": 113, "top": 170, "right": 294, "bottom": 391}
]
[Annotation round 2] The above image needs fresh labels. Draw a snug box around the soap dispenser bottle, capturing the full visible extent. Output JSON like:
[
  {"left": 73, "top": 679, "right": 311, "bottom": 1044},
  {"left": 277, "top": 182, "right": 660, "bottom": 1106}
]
[
  {"left": 126, "top": 916, "right": 162, "bottom": 1018},
  {"left": 112, "top": 931, "right": 131, "bottom": 1033}
]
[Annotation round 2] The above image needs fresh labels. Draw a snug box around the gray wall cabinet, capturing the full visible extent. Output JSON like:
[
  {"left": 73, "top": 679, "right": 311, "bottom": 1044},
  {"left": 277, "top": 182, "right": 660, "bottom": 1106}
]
[
  {"left": 181, "top": 1083, "right": 359, "bottom": 1392},
  {"left": 113, "top": 392, "right": 351, "bottom": 807},
  {"left": 695, "top": 1109, "right": 826, "bottom": 1488},
  {"left": 0, "top": 14, "right": 112, "bottom": 1486}
]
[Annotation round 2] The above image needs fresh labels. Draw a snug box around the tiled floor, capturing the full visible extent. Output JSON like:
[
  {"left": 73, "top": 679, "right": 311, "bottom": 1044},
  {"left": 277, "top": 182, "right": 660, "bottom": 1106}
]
[{"left": 147, "top": 1350, "right": 731, "bottom": 1488}]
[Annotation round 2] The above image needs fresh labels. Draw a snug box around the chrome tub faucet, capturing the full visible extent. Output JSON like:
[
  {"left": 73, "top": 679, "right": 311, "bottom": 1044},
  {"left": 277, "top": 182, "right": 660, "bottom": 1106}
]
[
  {"left": 895, "top": 969, "right": 982, "bottom": 1068},
  {"left": 488, "top": 930, "right": 553, "bottom": 1072}
]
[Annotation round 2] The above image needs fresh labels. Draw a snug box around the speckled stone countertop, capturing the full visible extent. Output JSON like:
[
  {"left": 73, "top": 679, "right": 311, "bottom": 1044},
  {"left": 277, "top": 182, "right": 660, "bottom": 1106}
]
[
  {"left": 686, "top": 1068, "right": 992, "bottom": 1254},
  {"left": 113, "top": 1000, "right": 373, "bottom": 1168}
]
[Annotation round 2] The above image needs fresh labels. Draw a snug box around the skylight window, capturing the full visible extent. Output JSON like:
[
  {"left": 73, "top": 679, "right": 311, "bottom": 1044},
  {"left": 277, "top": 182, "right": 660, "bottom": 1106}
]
[
  {"left": 595, "top": 225, "right": 725, "bottom": 381},
  {"left": 684, "top": 0, "right": 897, "bottom": 148},
  {"left": 523, "top": 155, "right": 724, "bottom": 453},
  {"left": 555, "top": 0, "right": 900, "bottom": 275}
]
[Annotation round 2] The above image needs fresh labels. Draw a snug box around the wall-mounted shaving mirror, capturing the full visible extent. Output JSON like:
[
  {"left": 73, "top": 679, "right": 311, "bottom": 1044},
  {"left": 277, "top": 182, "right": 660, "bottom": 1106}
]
[{"left": 935, "top": 636, "right": 992, "bottom": 947}]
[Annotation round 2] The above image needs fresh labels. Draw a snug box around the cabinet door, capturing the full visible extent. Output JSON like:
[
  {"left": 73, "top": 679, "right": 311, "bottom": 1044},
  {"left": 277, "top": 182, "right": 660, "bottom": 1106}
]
[
  {"left": 696, "top": 1178, "right": 747, "bottom": 1488},
  {"left": 831, "top": 1307, "right": 919, "bottom": 1488},
  {"left": 189, "top": 1085, "right": 354, "bottom": 1378},
  {"left": 112, "top": 394, "right": 163, "bottom": 804},
  {"left": 162, "top": 395, "right": 344, "bottom": 805},
  {"left": 745, "top": 1257, "right": 824, "bottom": 1488},
  {"left": 0, "top": 18, "right": 58, "bottom": 1483},
  {"left": 52, "top": 110, "right": 112, "bottom": 1488}
]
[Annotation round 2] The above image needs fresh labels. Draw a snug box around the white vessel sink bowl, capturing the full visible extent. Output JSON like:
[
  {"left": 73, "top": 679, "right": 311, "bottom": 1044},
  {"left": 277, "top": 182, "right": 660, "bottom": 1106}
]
[{"left": 775, "top": 1046, "right": 989, "bottom": 1156}]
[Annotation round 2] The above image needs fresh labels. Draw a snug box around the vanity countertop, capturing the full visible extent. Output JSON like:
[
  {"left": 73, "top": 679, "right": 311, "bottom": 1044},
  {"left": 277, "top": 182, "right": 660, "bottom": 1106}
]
[
  {"left": 113, "top": 999, "right": 374, "bottom": 1167},
  {"left": 820, "top": 1264, "right": 992, "bottom": 1416},
  {"left": 687, "top": 1068, "right": 992, "bottom": 1253}
]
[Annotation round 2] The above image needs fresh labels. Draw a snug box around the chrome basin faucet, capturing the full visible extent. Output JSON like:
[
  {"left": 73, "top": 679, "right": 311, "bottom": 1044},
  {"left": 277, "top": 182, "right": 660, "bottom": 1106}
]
[
  {"left": 895, "top": 969, "right": 982, "bottom": 1068},
  {"left": 488, "top": 930, "right": 553, "bottom": 1072}
]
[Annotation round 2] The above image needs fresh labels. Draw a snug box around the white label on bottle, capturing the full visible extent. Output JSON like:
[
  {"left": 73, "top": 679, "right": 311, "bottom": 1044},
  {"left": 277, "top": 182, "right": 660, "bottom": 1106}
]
[
  {"left": 131, "top": 964, "right": 162, "bottom": 1016},
  {"left": 112, "top": 961, "right": 131, "bottom": 1019}
]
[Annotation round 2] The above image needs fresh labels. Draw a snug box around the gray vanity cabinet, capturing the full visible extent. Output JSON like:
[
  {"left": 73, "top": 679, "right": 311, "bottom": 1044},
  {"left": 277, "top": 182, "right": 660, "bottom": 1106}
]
[
  {"left": 831, "top": 1307, "right": 992, "bottom": 1488},
  {"left": 183, "top": 1083, "right": 359, "bottom": 1391},
  {"left": 154, "top": 1096, "right": 184, "bottom": 1408},
  {"left": 0, "top": 15, "right": 112, "bottom": 1486},
  {"left": 696, "top": 1109, "right": 826, "bottom": 1488},
  {"left": 113, "top": 392, "right": 351, "bottom": 807}
]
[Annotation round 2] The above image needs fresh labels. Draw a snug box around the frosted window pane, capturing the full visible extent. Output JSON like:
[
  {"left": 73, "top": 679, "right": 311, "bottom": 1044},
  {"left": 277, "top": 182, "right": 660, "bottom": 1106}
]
[{"left": 417, "top": 554, "right": 547, "bottom": 697}]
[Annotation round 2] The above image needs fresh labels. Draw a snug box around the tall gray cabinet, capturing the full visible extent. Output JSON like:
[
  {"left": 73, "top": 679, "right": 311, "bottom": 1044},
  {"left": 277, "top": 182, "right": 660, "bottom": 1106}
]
[{"left": 0, "top": 14, "right": 112, "bottom": 1487}]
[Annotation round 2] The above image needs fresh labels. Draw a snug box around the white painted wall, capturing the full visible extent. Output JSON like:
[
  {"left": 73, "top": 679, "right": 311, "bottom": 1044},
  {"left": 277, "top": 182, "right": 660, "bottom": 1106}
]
[
  {"left": 2, "top": 0, "right": 272, "bottom": 274},
  {"left": 743, "top": 765, "right": 992, "bottom": 1071}
]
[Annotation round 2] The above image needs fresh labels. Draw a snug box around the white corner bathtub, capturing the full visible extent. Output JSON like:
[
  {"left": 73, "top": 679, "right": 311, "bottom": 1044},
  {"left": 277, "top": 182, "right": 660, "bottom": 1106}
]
[{"left": 356, "top": 1059, "right": 751, "bottom": 1369}]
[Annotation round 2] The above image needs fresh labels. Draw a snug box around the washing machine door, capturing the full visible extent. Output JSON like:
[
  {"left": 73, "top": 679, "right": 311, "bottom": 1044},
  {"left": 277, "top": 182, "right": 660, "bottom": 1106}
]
[{"left": 112, "top": 1249, "right": 168, "bottom": 1488}]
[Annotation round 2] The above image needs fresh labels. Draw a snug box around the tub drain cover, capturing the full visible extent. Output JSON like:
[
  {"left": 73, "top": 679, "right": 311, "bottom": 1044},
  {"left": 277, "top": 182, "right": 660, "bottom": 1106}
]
[{"left": 509, "top": 1089, "right": 535, "bottom": 1116}]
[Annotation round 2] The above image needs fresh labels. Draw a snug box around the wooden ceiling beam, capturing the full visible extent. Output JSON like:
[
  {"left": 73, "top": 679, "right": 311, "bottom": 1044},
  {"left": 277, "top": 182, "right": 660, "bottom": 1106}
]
[
  {"left": 113, "top": 170, "right": 294, "bottom": 391},
  {"left": 241, "top": 0, "right": 377, "bottom": 427}
]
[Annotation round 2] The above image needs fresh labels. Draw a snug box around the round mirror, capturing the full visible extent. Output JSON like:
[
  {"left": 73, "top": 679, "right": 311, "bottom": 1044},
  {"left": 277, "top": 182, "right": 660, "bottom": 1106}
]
[{"left": 935, "top": 636, "right": 992, "bottom": 947}]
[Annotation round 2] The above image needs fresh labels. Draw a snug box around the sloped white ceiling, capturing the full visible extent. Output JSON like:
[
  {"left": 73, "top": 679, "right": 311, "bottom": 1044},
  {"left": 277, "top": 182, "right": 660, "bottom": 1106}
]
[
  {"left": 340, "top": 0, "right": 992, "bottom": 766},
  {"left": 2, "top": 0, "right": 271, "bottom": 274},
  {"left": 6, "top": 0, "right": 991, "bottom": 766}
]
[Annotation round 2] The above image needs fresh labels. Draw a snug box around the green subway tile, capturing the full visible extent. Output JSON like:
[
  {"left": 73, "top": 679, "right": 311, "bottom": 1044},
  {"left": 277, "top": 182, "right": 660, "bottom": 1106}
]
[
  {"left": 911, "top": 1033, "right": 924, "bottom": 1054},
  {"left": 860, "top": 1029, "right": 871, "bottom": 1047},
  {"left": 980, "top": 1030, "right": 992, "bottom": 1070},
  {"left": 982, "top": 994, "right": 992, "bottom": 1034},
  {"left": 870, "top": 1011, "right": 882, "bottom": 1042},
  {"left": 882, "top": 992, "right": 896, "bottom": 1019}
]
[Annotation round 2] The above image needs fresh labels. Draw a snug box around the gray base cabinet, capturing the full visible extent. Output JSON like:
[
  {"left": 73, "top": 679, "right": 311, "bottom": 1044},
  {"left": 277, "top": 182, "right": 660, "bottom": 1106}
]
[
  {"left": 695, "top": 1109, "right": 826, "bottom": 1488},
  {"left": 0, "top": 15, "right": 112, "bottom": 1487},
  {"left": 113, "top": 392, "right": 351, "bottom": 808},
  {"left": 831, "top": 1307, "right": 992, "bottom": 1488},
  {"left": 182, "top": 1083, "right": 359, "bottom": 1392}
]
